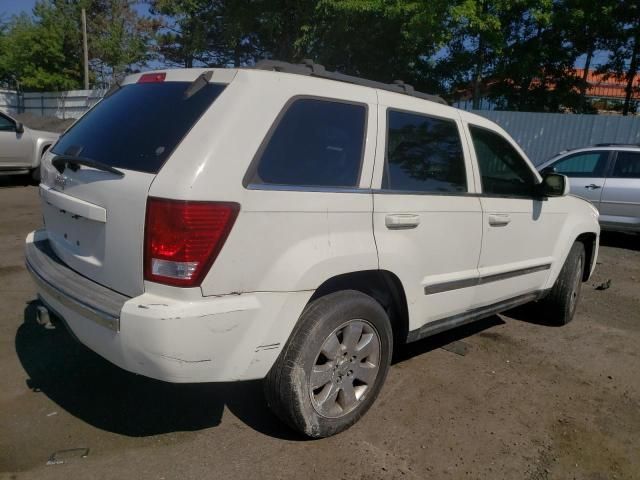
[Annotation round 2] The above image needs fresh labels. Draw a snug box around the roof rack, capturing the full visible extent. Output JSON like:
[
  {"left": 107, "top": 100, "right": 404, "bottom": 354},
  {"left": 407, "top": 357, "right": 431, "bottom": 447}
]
[
  {"left": 255, "top": 59, "right": 447, "bottom": 105},
  {"left": 593, "top": 143, "right": 640, "bottom": 147}
]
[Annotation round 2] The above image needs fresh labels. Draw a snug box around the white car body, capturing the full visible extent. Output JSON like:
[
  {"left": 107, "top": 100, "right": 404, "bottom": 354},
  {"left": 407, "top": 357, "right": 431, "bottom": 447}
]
[
  {"left": 0, "top": 110, "right": 58, "bottom": 175},
  {"left": 25, "top": 67, "right": 600, "bottom": 384}
]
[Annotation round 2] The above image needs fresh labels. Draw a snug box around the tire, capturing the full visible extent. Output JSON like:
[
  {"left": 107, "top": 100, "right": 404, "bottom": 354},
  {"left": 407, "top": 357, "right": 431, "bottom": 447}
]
[
  {"left": 264, "top": 290, "right": 393, "bottom": 438},
  {"left": 541, "top": 242, "right": 585, "bottom": 325},
  {"left": 30, "top": 167, "right": 41, "bottom": 183}
]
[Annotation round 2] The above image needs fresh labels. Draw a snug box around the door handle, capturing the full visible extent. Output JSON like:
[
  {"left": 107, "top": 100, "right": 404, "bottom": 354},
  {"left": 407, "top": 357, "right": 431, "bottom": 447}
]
[
  {"left": 488, "top": 213, "right": 511, "bottom": 226},
  {"left": 385, "top": 214, "right": 420, "bottom": 229},
  {"left": 585, "top": 184, "right": 602, "bottom": 190}
]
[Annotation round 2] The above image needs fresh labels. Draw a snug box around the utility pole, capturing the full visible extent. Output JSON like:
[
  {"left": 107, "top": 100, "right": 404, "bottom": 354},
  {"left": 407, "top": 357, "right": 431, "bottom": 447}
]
[{"left": 81, "top": 8, "right": 89, "bottom": 90}]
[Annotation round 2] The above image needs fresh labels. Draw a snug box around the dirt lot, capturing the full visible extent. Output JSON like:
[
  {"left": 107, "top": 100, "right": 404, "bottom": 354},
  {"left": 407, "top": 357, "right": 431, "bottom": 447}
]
[{"left": 0, "top": 178, "right": 638, "bottom": 480}]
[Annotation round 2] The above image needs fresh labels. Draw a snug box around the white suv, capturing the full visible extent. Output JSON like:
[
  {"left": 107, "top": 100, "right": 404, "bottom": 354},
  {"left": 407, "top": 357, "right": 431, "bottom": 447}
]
[{"left": 25, "top": 61, "right": 600, "bottom": 438}]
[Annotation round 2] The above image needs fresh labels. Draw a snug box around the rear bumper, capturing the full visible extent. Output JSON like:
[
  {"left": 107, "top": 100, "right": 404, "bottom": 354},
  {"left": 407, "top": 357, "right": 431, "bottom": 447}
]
[{"left": 25, "top": 230, "right": 311, "bottom": 383}]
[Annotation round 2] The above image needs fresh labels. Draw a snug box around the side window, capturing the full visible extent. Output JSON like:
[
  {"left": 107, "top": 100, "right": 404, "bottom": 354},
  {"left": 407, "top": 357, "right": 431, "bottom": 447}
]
[
  {"left": 550, "top": 151, "right": 608, "bottom": 177},
  {"left": 248, "top": 98, "right": 366, "bottom": 188},
  {"left": 611, "top": 151, "right": 640, "bottom": 179},
  {"left": 469, "top": 125, "right": 537, "bottom": 197},
  {"left": 383, "top": 110, "right": 467, "bottom": 193},
  {"left": 0, "top": 114, "right": 15, "bottom": 132}
]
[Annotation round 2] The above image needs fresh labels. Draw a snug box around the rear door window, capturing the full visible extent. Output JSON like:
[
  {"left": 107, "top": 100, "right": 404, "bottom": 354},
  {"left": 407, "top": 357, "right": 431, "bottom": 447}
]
[
  {"left": 383, "top": 110, "right": 467, "bottom": 193},
  {"left": 52, "top": 81, "right": 226, "bottom": 174},
  {"left": 550, "top": 151, "right": 609, "bottom": 177},
  {"left": 247, "top": 98, "right": 367, "bottom": 188},
  {"left": 611, "top": 151, "right": 640, "bottom": 178}
]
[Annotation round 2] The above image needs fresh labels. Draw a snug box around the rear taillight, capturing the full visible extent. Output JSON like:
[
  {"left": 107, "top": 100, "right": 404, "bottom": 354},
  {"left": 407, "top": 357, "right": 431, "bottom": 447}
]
[{"left": 144, "top": 198, "right": 239, "bottom": 287}]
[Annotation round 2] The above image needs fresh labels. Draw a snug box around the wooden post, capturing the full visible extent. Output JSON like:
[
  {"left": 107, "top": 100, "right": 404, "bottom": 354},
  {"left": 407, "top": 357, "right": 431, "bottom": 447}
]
[{"left": 81, "top": 8, "right": 89, "bottom": 90}]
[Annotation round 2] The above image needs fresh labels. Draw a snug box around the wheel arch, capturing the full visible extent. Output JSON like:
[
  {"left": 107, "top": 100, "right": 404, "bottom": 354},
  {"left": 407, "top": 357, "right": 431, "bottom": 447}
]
[
  {"left": 309, "top": 270, "right": 410, "bottom": 346},
  {"left": 575, "top": 232, "right": 598, "bottom": 281}
]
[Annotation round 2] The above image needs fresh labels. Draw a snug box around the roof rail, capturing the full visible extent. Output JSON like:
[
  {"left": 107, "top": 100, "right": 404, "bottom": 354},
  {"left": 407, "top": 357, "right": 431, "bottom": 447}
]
[
  {"left": 254, "top": 59, "right": 447, "bottom": 105},
  {"left": 593, "top": 143, "right": 640, "bottom": 147}
]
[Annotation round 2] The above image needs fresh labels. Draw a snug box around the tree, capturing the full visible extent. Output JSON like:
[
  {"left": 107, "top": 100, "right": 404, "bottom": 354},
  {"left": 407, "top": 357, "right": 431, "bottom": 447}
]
[
  {"left": 0, "top": 5, "right": 83, "bottom": 91},
  {"left": 489, "top": 0, "right": 583, "bottom": 112},
  {"left": 299, "top": 0, "right": 452, "bottom": 91},
  {"left": 554, "top": 0, "right": 617, "bottom": 113},
  {"left": 443, "top": 0, "right": 513, "bottom": 109},
  {"left": 599, "top": 1, "right": 640, "bottom": 115},
  {"left": 89, "top": 0, "right": 159, "bottom": 85}
]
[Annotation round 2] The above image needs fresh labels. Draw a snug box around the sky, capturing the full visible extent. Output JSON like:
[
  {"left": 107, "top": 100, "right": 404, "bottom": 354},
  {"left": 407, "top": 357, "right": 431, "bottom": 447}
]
[
  {"left": 1, "top": 0, "right": 39, "bottom": 17},
  {"left": 0, "top": 0, "right": 149, "bottom": 18}
]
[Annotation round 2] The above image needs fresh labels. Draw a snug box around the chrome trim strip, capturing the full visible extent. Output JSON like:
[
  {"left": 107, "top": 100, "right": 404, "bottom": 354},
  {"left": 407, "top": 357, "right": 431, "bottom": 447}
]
[
  {"left": 478, "top": 264, "right": 551, "bottom": 285},
  {"left": 246, "top": 183, "right": 369, "bottom": 194},
  {"left": 26, "top": 260, "right": 120, "bottom": 332},
  {"left": 424, "top": 277, "right": 478, "bottom": 295},
  {"left": 424, "top": 263, "right": 551, "bottom": 295}
]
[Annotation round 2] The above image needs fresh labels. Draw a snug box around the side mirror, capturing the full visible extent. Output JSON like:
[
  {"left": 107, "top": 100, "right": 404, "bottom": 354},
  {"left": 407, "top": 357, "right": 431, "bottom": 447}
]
[
  {"left": 15, "top": 122, "right": 24, "bottom": 134},
  {"left": 537, "top": 172, "right": 569, "bottom": 197},
  {"left": 540, "top": 166, "right": 555, "bottom": 175}
]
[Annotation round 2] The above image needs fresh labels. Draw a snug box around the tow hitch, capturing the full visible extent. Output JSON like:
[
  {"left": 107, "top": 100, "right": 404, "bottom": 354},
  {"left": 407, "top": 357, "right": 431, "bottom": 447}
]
[{"left": 36, "top": 305, "right": 55, "bottom": 330}]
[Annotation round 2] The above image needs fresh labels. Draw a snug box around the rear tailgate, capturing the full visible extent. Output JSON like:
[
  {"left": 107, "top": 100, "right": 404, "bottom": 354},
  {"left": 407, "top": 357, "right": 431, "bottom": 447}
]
[{"left": 39, "top": 73, "right": 228, "bottom": 297}]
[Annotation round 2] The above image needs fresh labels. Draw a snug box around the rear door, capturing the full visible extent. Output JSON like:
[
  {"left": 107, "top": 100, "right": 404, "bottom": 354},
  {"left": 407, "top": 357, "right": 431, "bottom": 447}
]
[
  {"left": 0, "top": 112, "right": 31, "bottom": 168},
  {"left": 372, "top": 93, "right": 483, "bottom": 332},
  {"left": 40, "top": 75, "right": 228, "bottom": 297},
  {"left": 599, "top": 150, "right": 640, "bottom": 231},
  {"left": 544, "top": 150, "right": 611, "bottom": 208}
]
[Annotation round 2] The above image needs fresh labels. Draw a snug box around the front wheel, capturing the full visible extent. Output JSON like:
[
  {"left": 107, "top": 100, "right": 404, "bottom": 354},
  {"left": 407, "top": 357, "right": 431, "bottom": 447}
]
[
  {"left": 264, "top": 290, "right": 393, "bottom": 438},
  {"left": 541, "top": 242, "right": 585, "bottom": 325},
  {"left": 30, "top": 167, "right": 41, "bottom": 183}
]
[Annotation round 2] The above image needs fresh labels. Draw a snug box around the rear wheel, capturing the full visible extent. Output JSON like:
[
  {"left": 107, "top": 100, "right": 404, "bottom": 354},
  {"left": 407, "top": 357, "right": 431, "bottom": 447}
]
[
  {"left": 541, "top": 242, "right": 585, "bottom": 325},
  {"left": 264, "top": 290, "right": 392, "bottom": 438}
]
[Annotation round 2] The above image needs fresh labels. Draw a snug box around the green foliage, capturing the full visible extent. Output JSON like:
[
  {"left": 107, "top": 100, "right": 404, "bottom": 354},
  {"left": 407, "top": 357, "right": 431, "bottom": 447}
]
[
  {"left": 0, "top": 0, "right": 155, "bottom": 91},
  {"left": 0, "top": 0, "right": 639, "bottom": 115}
]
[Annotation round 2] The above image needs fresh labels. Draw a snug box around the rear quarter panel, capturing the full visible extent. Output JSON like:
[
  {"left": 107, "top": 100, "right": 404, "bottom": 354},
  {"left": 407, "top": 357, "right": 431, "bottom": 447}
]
[{"left": 149, "top": 70, "right": 380, "bottom": 295}]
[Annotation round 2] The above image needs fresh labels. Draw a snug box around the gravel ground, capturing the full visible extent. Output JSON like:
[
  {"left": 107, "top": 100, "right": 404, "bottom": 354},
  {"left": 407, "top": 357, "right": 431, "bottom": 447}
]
[{"left": 0, "top": 179, "right": 638, "bottom": 480}]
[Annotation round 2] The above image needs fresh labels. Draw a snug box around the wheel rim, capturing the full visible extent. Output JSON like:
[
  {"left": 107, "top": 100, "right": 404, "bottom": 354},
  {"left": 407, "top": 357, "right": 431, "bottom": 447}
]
[
  {"left": 569, "top": 256, "right": 583, "bottom": 313},
  {"left": 309, "top": 319, "right": 381, "bottom": 418}
]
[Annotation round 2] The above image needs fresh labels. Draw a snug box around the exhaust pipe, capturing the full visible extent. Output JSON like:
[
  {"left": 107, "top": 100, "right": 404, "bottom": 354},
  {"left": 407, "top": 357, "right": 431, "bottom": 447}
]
[{"left": 36, "top": 305, "right": 55, "bottom": 330}]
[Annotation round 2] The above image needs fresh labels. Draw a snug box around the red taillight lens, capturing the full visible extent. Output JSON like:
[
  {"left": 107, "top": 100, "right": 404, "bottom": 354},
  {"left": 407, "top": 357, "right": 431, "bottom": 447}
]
[
  {"left": 138, "top": 72, "right": 166, "bottom": 83},
  {"left": 144, "top": 198, "right": 239, "bottom": 287}
]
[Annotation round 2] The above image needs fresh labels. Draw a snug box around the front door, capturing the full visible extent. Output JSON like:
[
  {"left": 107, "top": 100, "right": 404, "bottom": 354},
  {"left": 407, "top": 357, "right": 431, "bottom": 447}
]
[
  {"left": 372, "top": 95, "right": 483, "bottom": 335},
  {"left": 545, "top": 150, "right": 611, "bottom": 209},
  {"left": 0, "top": 113, "right": 31, "bottom": 168},
  {"left": 465, "top": 123, "right": 565, "bottom": 307}
]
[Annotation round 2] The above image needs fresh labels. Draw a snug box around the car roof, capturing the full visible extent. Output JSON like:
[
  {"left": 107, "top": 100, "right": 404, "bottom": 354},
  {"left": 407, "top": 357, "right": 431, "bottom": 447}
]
[{"left": 538, "top": 144, "right": 640, "bottom": 169}]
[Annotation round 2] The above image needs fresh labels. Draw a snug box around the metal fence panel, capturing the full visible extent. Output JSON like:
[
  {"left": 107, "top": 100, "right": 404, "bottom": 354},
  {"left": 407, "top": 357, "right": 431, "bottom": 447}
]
[
  {"left": 471, "top": 110, "right": 640, "bottom": 165},
  {"left": 0, "top": 89, "right": 106, "bottom": 119},
  {"left": 0, "top": 89, "right": 20, "bottom": 115}
]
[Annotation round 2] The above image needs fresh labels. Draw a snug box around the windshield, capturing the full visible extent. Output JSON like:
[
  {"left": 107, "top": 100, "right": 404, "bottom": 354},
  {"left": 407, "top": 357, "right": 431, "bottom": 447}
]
[{"left": 52, "top": 81, "right": 226, "bottom": 174}]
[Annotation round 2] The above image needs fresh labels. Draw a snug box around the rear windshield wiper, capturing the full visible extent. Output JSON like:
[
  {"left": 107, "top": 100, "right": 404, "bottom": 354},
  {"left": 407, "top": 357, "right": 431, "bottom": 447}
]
[{"left": 52, "top": 155, "right": 125, "bottom": 177}]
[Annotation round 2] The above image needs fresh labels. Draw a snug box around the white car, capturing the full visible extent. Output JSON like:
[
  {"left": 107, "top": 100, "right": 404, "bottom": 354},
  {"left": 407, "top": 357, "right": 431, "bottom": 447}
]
[
  {"left": 0, "top": 110, "right": 58, "bottom": 181},
  {"left": 25, "top": 62, "right": 600, "bottom": 438}
]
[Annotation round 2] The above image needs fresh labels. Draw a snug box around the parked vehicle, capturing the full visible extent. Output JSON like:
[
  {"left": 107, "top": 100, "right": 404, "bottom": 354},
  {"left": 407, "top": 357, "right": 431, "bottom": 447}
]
[
  {"left": 0, "top": 110, "right": 58, "bottom": 181},
  {"left": 25, "top": 62, "right": 600, "bottom": 438},
  {"left": 538, "top": 145, "right": 640, "bottom": 233}
]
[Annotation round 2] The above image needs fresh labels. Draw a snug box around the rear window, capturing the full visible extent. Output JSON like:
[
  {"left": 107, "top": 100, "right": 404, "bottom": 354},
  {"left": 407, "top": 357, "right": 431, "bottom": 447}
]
[
  {"left": 52, "top": 81, "right": 226, "bottom": 174},
  {"left": 247, "top": 98, "right": 367, "bottom": 188}
]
